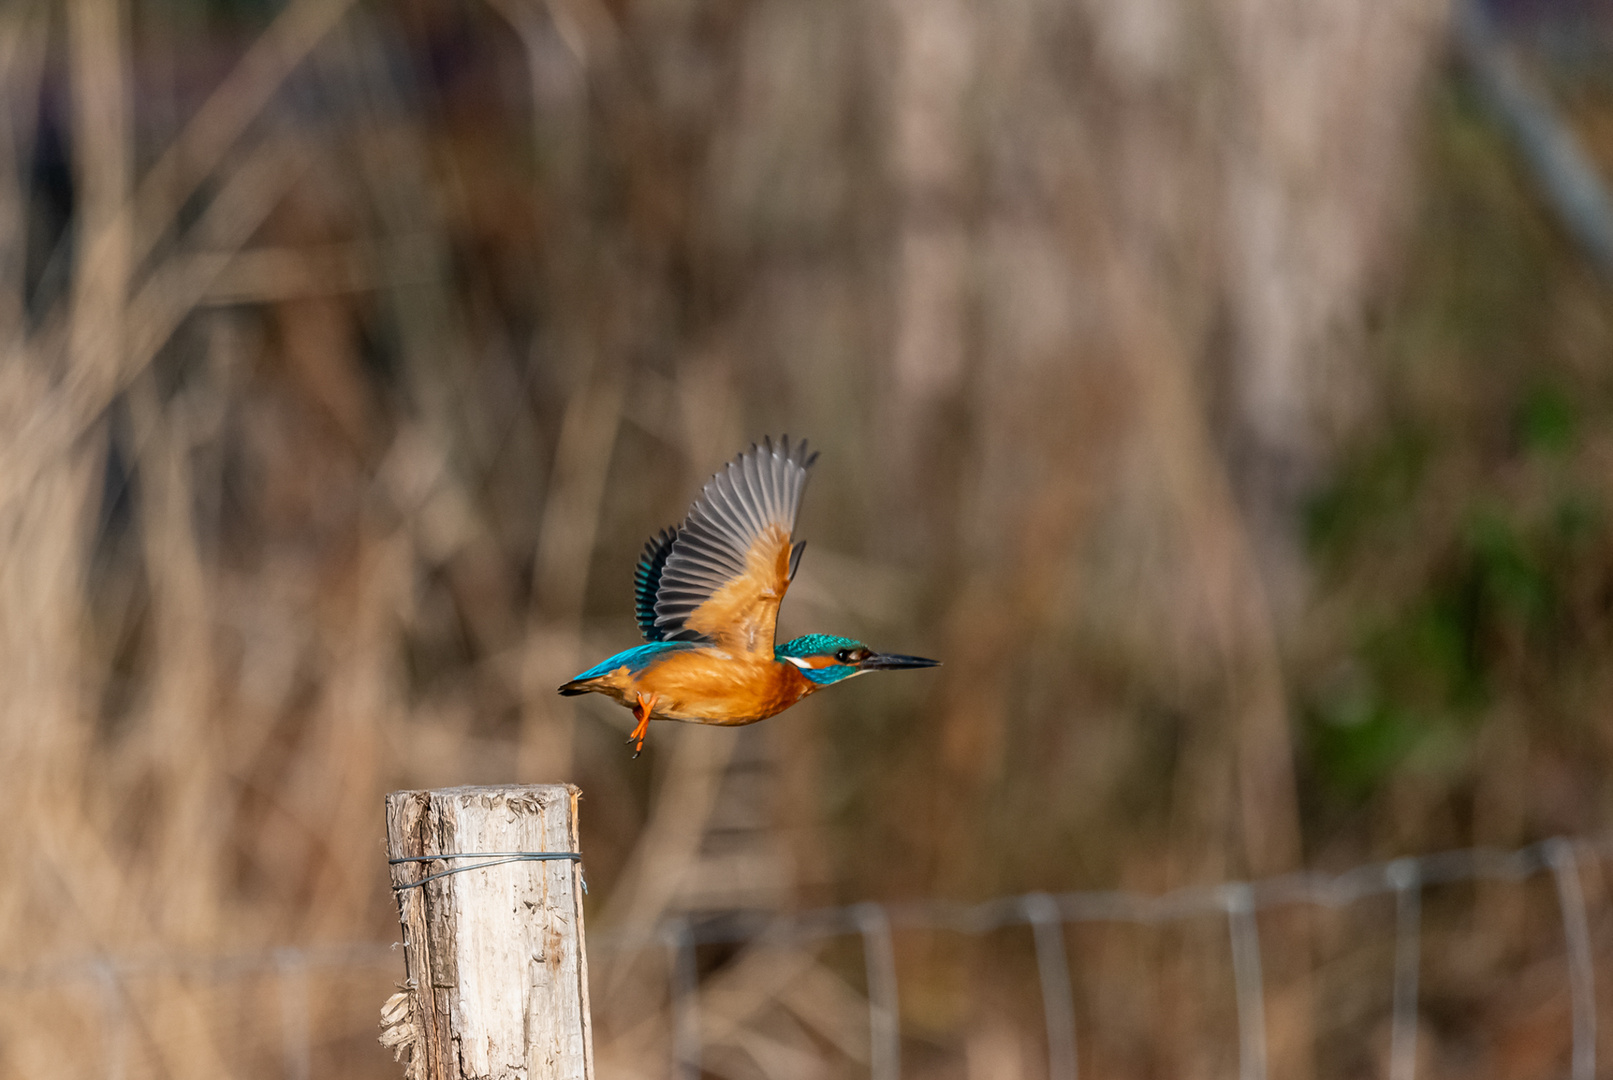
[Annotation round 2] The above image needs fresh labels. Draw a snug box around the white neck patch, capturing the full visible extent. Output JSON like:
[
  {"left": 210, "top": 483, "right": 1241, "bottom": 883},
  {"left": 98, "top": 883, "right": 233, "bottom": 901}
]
[{"left": 782, "top": 656, "right": 812, "bottom": 670}]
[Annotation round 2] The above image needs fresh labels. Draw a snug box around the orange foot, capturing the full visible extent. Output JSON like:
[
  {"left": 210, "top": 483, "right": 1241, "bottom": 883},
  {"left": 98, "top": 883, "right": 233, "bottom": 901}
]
[{"left": 627, "top": 692, "right": 659, "bottom": 759}]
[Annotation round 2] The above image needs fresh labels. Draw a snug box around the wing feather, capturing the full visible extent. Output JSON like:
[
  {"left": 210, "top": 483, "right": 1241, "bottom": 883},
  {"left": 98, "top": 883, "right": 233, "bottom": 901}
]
[
  {"left": 633, "top": 528, "right": 679, "bottom": 641},
  {"left": 739, "top": 454, "right": 768, "bottom": 531},
  {"left": 764, "top": 437, "right": 788, "bottom": 520},
  {"left": 718, "top": 476, "right": 760, "bottom": 537},
  {"left": 653, "top": 437, "right": 819, "bottom": 654}
]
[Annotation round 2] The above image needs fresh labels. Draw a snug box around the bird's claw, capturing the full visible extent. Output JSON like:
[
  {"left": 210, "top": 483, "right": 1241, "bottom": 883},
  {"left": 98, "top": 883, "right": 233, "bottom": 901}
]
[{"left": 627, "top": 692, "right": 656, "bottom": 759}]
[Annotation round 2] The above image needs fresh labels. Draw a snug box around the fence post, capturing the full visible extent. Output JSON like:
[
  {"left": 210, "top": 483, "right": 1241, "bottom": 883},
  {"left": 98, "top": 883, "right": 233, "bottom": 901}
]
[{"left": 382, "top": 784, "right": 593, "bottom": 1080}]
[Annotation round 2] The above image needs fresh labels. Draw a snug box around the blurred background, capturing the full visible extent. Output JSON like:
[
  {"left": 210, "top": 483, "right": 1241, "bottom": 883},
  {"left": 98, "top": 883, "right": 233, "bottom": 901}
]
[{"left": 6, "top": 0, "right": 1613, "bottom": 1075}]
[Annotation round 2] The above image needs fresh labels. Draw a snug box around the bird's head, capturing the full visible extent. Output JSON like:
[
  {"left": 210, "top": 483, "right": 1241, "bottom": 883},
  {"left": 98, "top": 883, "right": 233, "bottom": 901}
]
[{"left": 775, "top": 634, "right": 939, "bottom": 686}]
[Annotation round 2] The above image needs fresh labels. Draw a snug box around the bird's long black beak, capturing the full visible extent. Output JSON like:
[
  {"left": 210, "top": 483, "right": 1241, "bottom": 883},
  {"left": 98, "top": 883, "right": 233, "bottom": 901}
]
[{"left": 859, "top": 652, "right": 941, "bottom": 671}]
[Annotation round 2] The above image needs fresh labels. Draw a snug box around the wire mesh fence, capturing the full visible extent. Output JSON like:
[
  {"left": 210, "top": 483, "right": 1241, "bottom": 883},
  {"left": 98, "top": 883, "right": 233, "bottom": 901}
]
[{"left": 3, "top": 837, "right": 1603, "bottom": 1080}]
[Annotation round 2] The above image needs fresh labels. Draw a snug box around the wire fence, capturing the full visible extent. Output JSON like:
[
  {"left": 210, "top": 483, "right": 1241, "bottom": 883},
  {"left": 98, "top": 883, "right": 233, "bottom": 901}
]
[{"left": 3, "top": 837, "right": 1605, "bottom": 1080}]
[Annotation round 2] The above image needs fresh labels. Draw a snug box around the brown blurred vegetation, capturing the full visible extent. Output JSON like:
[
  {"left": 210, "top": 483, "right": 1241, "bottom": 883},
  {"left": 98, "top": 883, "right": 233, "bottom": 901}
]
[{"left": 8, "top": 0, "right": 1613, "bottom": 1076}]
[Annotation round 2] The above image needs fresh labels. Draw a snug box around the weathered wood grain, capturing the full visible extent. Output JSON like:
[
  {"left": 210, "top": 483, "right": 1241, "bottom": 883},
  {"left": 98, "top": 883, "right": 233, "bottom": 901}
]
[{"left": 384, "top": 785, "right": 593, "bottom": 1080}]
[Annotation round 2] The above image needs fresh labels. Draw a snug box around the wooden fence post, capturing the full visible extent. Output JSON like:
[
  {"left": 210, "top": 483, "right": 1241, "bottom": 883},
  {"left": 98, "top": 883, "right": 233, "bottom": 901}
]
[{"left": 381, "top": 784, "right": 593, "bottom": 1080}]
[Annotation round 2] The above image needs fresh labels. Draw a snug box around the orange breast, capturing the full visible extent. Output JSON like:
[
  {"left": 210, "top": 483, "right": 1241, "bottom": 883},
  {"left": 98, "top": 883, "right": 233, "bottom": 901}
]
[{"left": 632, "top": 649, "right": 818, "bottom": 725}]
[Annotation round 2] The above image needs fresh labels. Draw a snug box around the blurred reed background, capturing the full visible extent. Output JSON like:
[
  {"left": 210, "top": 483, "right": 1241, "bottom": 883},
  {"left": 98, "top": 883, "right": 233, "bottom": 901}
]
[{"left": 5, "top": 0, "right": 1613, "bottom": 1076}]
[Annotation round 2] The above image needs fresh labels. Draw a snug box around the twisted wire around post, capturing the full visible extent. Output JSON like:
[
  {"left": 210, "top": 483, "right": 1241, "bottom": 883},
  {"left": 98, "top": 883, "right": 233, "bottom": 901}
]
[{"left": 389, "top": 852, "right": 583, "bottom": 892}]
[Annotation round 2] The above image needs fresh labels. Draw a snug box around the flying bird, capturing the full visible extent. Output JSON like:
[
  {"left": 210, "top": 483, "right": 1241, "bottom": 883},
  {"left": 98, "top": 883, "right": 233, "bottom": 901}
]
[{"left": 559, "top": 436, "right": 938, "bottom": 756}]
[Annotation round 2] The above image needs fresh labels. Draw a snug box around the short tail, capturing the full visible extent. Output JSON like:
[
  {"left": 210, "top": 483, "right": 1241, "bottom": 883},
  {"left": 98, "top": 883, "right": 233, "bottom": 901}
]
[{"left": 557, "top": 679, "right": 595, "bottom": 697}]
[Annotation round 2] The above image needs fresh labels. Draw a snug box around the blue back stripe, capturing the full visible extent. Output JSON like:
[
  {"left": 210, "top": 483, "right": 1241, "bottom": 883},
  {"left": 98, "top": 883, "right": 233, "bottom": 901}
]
[{"left": 569, "top": 641, "right": 692, "bottom": 683}]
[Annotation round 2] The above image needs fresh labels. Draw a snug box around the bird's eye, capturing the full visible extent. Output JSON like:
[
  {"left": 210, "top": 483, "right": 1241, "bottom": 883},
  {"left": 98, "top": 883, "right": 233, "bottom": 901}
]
[{"left": 834, "top": 648, "right": 853, "bottom": 663}]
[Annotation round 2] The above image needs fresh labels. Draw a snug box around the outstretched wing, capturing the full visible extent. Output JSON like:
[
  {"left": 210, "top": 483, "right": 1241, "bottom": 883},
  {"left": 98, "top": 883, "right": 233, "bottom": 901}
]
[{"left": 653, "top": 436, "right": 819, "bottom": 655}]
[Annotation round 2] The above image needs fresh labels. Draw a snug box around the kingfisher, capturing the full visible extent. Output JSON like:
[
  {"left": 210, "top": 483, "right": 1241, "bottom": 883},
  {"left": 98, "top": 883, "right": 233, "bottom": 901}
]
[{"left": 559, "top": 436, "right": 939, "bottom": 756}]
